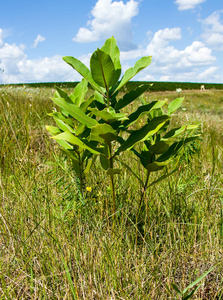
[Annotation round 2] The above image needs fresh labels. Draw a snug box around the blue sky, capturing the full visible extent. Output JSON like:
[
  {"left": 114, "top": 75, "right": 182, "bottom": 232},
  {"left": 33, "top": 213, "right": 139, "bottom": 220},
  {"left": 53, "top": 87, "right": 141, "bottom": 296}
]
[{"left": 0, "top": 0, "right": 223, "bottom": 84}]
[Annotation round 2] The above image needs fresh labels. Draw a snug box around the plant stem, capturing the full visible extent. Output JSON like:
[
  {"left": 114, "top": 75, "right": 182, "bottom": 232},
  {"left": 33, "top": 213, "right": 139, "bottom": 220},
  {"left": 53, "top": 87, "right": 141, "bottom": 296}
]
[
  {"left": 137, "top": 170, "right": 150, "bottom": 218},
  {"left": 108, "top": 143, "right": 116, "bottom": 222}
]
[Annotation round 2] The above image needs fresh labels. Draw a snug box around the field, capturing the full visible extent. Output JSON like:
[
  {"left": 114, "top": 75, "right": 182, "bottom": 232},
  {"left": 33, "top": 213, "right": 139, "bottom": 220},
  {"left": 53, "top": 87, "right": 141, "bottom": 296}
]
[{"left": 0, "top": 85, "right": 223, "bottom": 299}]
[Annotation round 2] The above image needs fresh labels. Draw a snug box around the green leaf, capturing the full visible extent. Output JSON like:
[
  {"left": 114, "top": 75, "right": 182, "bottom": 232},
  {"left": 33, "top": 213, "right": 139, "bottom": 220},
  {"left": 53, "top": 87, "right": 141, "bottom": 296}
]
[
  {"left": 45, "top": 125, "right": 61, "bottom": 135},
  {"left": 115, "top": 83, "right": 152, "bottom": 110},
  {"left": 54, "top": 118, "right": 75, "bottom": 133},
  {"left": 55, "top": 87, "right": 73, "bottom": 104},
  {"left": 94, "top": 91, "right": 106, "bottom": 105},
  {"left": 88, "top": 107, "right": 117, "bottom": 123},
  {"left": 183, "top": 285, "right": 202, "bottom": 300},
  {"left": 73, "top": 78, "right": 88, "bottom": 106},
  {"left": 80, "top": 95, "right": 95, "bottom": 112},
  {"left": 101, "top": 36, "right": 121, "bottom": 70},
  {"left": 89, "top": 107, "right": 128, "bottom": 123},
  {"left": 107, "top": 168, "right": 121, "bottom": 176},
  {"left": 116, "top": 115, "right": 169, "bottom": 154},
  {"left": 90, "top": 124, "right": 117, "bottom": 145},
  {"left": 162, "top": 125, "right": 198, "bottom": 140},
  {"left": 157, "top": 136, "right": 200, "bottom": 162},
  {"left": 52, "top": 132, "right": 102, "bottom": 154},
  {"left": 83, "top": 155, "right": 96, "bottom": 175},
  {"left": 171, "top": 283, "right": 182, "bottom": 295},
  {"left": 182, "top": 266, "right": 215, "bottom": 294},
  {"left": 90, "top": 49, "right": 117, "bottom": 89},
  {"left": 168, "top": 97, "right": 184, "bottom": 115},
  {"left": 60, "top": 148, "right": 78, "bottom": 161},
  {"left": 48, "top": 112, "right": 74, "bottom": 127},
  {"left": 100, "top": 154, "right": 110, "bottom": 170},
  {"left": 122, "top": 100, "right": 167, "bottom": 128},
  {"left": 114, "top": 56, "right": 152, "bottom": 93},
  {"left": 101, "top": 36, "right": 121, "bottom": 84},
  {"left": 62, "top": 56, "right": 102, "bottom": 93},
  {"left": 148, "top": 141, "right": 169, "bottom": 154},
  {"left": 51, "top": 97, "right": 98, "bottom": 128},
  {"left": 146, "top": 160, "right": 170, "bottom": 172}
]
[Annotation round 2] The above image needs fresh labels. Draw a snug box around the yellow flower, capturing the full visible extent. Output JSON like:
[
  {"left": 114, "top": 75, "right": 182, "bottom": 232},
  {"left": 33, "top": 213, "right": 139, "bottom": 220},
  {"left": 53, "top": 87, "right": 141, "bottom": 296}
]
[{"left": 86, "top": 186, "right": 92, "bottom": 192}]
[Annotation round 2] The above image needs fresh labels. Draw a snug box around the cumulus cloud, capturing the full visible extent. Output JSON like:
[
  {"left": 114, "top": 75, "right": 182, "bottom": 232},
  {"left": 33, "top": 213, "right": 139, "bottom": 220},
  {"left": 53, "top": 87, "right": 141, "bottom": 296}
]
[
  {"left": 0, "top": 29, "right": 81, "bottom": 84},
  {"left": 119, "top": 27, "right": 217, "bottom": 82},
  {"left": 33, "top": 34, "right": 46, "bottom": 48},
  {"left": 0, "top": 25, "right": 219, "bottom": 84},
  {"left": 201, "top": 11, "right": 223, "bottom": 50},
  {"left": 73, "top": 0, "right": 139, "bottom": 50},
  {"left": 175, "top": 0, "right": 206, "bottom": 11}
]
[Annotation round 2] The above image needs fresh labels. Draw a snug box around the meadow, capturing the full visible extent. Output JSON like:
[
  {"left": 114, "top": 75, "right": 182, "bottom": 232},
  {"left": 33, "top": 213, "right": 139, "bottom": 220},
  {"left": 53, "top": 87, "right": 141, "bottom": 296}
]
[{"left": 0, "top": 84, "right": 223, "bottom": 299}]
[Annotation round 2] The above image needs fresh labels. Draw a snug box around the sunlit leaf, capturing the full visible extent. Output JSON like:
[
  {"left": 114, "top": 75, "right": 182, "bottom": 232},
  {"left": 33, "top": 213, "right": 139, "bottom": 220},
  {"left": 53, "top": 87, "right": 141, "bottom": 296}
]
[
  {"left": 90, "top": 49, "right": 117, "bottom": 89},
  {"left": 90, "top": 124, "right": 117, "bottom": 145},
  {"left": 63, "top": 56, "right": 102, "bottom": 93}
]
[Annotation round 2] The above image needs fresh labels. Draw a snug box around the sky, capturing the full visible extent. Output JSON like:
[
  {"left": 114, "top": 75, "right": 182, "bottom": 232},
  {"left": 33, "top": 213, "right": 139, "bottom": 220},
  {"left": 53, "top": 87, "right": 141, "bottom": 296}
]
[{"left": 0, "top": 0, "right": 223, "bottom": 84}]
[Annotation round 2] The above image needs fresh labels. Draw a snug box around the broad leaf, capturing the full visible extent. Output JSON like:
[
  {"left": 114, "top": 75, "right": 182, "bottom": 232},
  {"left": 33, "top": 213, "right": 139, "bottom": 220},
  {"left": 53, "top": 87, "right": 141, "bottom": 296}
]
[
  {"left": 157, "top": 136, "right": 200, "bottom": 162},
  {"left": 101, "top": 36, "right": 121, "bottom": 70},
  {"left": 63, "top": 56, "right": 102, "bottom": 93},
  {"left": 88, "top": 107, "right": 117, "bottom": 123},
  {"left": 51, "top": 97, "right": 98, "bottom": 128},
  {"left": 100, "top": 154, "right": 110, "bottom": 170},
  {"left": 116, "top": 115, "right": 169, "bottom": 154},
  {"left": 80, "top": 95, "right": 95, "bottom": 112},
  {"left": 60, "top": 148, "right": 78, "bottom": 161},
  {"left": 168, "top": 97, "right": 184, "bottom": 115},
  {"left": 90, "top": 49, "right": 117, "bottom": 89},
  {"left": 55, "top": 87, "right": 73, "bottom": 104},
  {"left": 90, "top": 124, "right": 117, "bottom": 145},
  {"left": 122, "top": 100, "right": 167, "bottom": 128},
  {"left": 115, "top": 83, "right": 152, "bottom": 110},
  {"left": 146, "top": 160, "right": 170, "bottom": 172},
  {"left": 52, "top": 131, "right": 103, "bottom": 154},
  {"left": 114, "top": 56, "right": 152, "bottom": 93},
  {"left": 148, "top": 141, "right": 169, "bottom": 154},
  {"left": 73, "top": 78, "right": 88, "bottom": 106},
  {"left": 89, "top": 107, "right": 128, "bottom": 123},
  {"left": 162, "top": 125, "right": 198, "bottom": 140},
  {"left": 101, "top": 36, "right": 121, "bottom": 84},
  {"left": 48, "top": 112, "right": 74, "bottom": 127},
  {"left": 107, "top": 168, "right": 121, "bottom": 176},
  {"left": 46, "top": 125, "right": 61, "bottom": 135},
  {"left": 54, "top": 118, "right": 75, "bottom": 133}
]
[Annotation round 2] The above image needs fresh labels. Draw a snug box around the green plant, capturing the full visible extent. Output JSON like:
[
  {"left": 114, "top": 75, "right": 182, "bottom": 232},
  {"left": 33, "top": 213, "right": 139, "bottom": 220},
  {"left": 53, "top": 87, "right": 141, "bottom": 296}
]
[
  {"left": 46, "top": 36, "right": 199, "bottom": 219},
  {"left": 166, "top": 266, "right": 215, "bottom": 299}
]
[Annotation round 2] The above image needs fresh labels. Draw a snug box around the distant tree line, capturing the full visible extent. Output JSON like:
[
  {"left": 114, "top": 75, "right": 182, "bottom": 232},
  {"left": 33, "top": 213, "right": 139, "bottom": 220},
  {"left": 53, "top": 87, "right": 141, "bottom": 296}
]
[{"left": 1, "top": 81, "right": 223, "bottom": 91}]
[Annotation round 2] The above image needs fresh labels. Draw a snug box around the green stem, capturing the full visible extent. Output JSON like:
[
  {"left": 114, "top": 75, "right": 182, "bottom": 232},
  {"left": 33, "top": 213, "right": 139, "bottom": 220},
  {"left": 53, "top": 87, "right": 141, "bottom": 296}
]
[
  {"left": 108, "top": 143, "right": 116, "bottom": 220},
  {"left": 78, "top": 152, "right": 83, "bottom": 196},
  {"left": 137, "top": 170, "right": 150, "bottom": 218}
]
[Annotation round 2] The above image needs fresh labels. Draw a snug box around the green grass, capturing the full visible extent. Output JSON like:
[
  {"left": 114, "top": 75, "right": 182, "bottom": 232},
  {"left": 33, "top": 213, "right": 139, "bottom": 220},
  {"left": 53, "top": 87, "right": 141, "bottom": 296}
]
[{"left": 0, "top": 85, "right": 223, "bottom": 299}]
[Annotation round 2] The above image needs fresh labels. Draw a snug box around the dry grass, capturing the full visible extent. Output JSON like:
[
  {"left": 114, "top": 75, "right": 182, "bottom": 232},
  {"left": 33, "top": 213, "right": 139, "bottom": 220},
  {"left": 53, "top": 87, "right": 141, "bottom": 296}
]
[{"left": 0, "top": 86, "right": 222, "bottom": 299}]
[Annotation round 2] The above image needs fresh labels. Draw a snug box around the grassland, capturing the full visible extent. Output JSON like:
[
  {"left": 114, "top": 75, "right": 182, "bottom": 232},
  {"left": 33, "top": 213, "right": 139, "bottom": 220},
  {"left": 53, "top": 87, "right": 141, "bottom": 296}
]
[{"left": 0, "top": 85, "right": 222, "bottom": 299}]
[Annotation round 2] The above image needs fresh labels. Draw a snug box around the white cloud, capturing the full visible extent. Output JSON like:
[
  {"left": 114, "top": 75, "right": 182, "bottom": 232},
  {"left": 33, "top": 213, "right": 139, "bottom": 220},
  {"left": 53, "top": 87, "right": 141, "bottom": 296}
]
[
  {"left": 0, "top": 30, "right": 81, "bottom": 84},
  {"left": 119, "top": 27, "right": 217, "bottom": 82},
  {"left": 73, "top": 0, "right": 139, "bottom": 50},
  {"left": 197, "top": 66, "right": 219, "bottom": 81},
  {"left": 201, "top": 11, "right": 223, "bottom": 50},
  {"left": 0, "top": 25, "right": 220, "bottom": 84},
  {"left": 33, "top": 34, "right": 46, "bottom": 48},
  {"left": 175, "top": 0, "right": 206, "bottom": 11}
]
